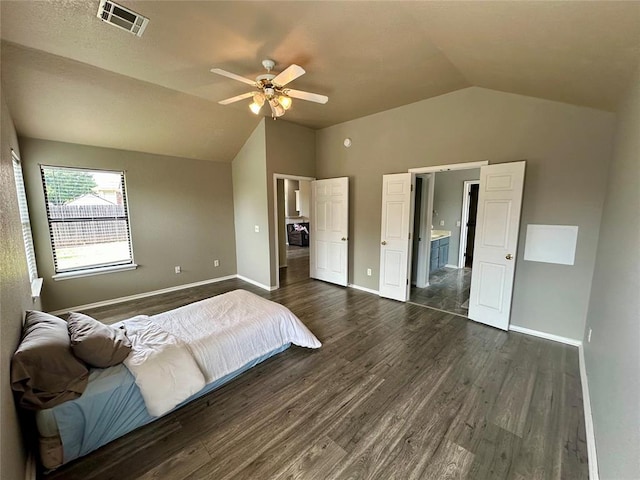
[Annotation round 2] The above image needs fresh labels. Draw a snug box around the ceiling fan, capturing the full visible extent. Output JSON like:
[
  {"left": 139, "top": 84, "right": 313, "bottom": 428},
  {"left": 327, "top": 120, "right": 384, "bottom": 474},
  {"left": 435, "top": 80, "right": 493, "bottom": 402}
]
[{"left": 211, "top": 59, "right": 328, "bottom": 118}]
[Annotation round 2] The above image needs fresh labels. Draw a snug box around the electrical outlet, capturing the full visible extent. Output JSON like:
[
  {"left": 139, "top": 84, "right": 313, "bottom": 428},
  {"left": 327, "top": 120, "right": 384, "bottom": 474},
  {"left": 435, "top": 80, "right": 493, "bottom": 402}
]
[
  {"left": 588, "top": 328, "right": 592, "bottom": 343},
  {"left": 254, "top": 225, "right": 260, "bottom": 233},
  {"left": 367, "top": 268, "right": 372, "bottom": 276},
  {"left": 439, "top": 220, "right": 445, "bottom": 226},
  {"left": 214, "top": 260, "right": 220, "bottom": 267},
  {"left": 456, "top": 220, "right": 461, "bottom": 227},
  {"left": 174, "top": 266, "right": 181, "bottom": 274}
]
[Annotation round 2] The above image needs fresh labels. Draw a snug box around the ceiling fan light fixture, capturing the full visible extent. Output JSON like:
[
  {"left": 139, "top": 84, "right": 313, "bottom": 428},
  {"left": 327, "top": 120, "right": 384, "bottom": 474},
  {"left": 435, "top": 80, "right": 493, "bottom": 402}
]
[
  {"left": 249, "top": 102, "right": 262, "bottom": 115},
  {"left": 278, "top": 95, "right": 292, "bottom": 110},
  {"left": 212, "top": 59, "right": 328, "bottom": 118},
  {"left": 269, "top": 98, "right": 285, "bottom": 117},
  {"left": 253, "top": 92, "right": 265, "bottom": 106}
]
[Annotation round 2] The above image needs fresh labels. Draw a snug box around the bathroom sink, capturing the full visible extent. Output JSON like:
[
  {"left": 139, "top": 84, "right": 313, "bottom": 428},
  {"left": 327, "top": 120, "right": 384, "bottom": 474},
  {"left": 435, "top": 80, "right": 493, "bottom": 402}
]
[{"left": 430, "top": 230, "right": 451, "bottom": 241}]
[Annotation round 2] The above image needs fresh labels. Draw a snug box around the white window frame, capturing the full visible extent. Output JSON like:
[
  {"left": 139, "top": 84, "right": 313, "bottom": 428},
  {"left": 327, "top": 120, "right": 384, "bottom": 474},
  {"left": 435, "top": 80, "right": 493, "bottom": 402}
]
[
  {"left": 40, "top": 165, "right": 137, "bottom": 280},
  {"left": 11, "top": 150, "right": 42, "bottom": 297}
]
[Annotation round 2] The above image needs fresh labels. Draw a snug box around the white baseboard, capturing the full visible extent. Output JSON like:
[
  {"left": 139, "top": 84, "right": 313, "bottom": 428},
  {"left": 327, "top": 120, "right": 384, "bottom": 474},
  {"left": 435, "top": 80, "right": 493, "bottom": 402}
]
[
  {"left": 508, "top": 325, "right": 582, "bottom": 347},
  {"left": 236, "top": 275, "right": 277, "bottom": 291},
  {"left": 445, "top": 263, "right": 460, "bottom": 269},
  {"left": 348, "top": 284, "right": 379, "bottom": 295},
  {"left": 48, "top": 275, "right": 237, "bottom": 315},
  {"left": 579, "top": 344, "right": 599, "bottom": 480}
]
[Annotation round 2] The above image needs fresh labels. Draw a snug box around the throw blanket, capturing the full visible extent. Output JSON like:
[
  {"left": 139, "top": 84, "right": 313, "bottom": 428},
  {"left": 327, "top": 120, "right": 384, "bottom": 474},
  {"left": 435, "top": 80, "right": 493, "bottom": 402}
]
[
  {"left": 122, "top": 290, "right": 321, "bottom": 416},
  {"left": 123, "top": 316, "right": 205, "bottom": 416}
]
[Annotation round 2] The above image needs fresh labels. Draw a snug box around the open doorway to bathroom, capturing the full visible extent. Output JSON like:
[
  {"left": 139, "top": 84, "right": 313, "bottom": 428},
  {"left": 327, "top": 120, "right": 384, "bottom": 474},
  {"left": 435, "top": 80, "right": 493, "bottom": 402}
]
[{"left": 409, "top": 169, "right": 480, "bottom": 316}]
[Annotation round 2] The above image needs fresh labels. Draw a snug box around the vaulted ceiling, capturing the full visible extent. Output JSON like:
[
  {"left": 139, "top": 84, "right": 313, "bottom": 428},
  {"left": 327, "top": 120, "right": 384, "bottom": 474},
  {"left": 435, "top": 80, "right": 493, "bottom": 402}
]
[{"left": 1, "top": 1, "right": 639, "bottom": 162}]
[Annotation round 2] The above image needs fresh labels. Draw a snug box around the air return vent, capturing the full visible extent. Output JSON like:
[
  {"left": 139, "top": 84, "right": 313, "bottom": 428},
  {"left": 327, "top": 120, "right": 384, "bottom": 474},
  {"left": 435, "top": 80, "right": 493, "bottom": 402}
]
[{"left": 97, "top": 0, "right": 148, "bottom": 37}]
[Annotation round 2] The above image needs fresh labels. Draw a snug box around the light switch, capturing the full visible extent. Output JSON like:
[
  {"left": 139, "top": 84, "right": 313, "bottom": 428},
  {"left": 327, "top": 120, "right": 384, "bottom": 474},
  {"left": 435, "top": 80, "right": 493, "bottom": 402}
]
[
  {"left": 439, "top": 220, "right": 445, "bottom": 226},
  {"left": 254, "top": 225, "right": 260, "bottom": 233}
]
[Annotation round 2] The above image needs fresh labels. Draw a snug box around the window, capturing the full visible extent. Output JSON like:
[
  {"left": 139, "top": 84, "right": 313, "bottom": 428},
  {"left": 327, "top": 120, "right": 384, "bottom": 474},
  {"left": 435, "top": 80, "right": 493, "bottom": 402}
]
[
  {"left": 40, "top": 165, "right": 135, "bottom": 277},
  {"left": 12, "top": 150, "right": 39, "bottom": 284}
]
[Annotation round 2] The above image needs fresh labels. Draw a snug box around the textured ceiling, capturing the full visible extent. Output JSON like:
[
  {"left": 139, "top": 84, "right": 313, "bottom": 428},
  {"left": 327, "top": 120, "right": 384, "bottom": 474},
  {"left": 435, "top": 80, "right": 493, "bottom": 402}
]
[{"left": 1, "top": 1, "right": 639, "bottom": 162}]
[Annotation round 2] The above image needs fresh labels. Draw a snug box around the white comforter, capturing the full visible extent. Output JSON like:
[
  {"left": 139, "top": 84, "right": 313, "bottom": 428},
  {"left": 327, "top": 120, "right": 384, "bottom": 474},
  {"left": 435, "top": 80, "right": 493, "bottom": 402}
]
[{"left": 123, "top": 290, "right": 321, "bottom": 416}]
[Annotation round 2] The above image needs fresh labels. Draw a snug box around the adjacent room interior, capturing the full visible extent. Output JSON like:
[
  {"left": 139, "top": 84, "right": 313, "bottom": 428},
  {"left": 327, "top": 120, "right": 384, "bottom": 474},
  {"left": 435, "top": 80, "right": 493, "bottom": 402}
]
[
  {"left": 277, "top": 177, "right": 311, "bottom": 287},
  {"left": 1, "top": 2, "right": 638, "bottom": 480},
  {"left": 409, "top": 168, "right": 481, "bottom": 316}
]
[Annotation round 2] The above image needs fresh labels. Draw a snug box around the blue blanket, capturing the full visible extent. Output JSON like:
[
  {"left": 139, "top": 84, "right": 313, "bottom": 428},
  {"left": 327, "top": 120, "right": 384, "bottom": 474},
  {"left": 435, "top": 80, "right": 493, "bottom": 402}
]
[{"left": 52, "top": 343, "right": 290, "bottom": 463}]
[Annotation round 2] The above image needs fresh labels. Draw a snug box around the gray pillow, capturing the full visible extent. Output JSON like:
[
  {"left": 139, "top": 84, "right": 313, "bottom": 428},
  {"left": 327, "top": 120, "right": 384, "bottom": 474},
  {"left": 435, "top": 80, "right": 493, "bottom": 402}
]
[
  {"left": 67, "top": 312, "right": 132, "bottom": 368},
  {"left": 11, "top": 311, "right": 89, "bottom": 410}
]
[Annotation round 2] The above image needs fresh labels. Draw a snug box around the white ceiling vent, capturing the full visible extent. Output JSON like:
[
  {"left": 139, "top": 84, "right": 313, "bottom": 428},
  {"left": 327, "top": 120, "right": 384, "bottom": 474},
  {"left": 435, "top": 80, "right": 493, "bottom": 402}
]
[{"left": 97, "top": 0, "right": 148, "bottom": 37}]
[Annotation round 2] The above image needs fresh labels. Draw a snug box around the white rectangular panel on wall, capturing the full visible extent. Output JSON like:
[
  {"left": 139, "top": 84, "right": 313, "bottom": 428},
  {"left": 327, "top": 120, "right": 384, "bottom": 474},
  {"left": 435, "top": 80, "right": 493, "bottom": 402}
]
[{"left": 524, "top": 225, "right": 579, "bottom": 265}]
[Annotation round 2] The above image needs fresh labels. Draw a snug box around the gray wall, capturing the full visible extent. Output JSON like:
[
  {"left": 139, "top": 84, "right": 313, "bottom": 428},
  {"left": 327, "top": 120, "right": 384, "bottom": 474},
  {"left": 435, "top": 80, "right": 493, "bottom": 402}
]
[
  {"left": 231, "top": 119, "right": 315, "bottom": 288},
  {"left": 1, "top": 89, "right": 40, "bottom": 480},
  {"left": 284, "top": 179, "right": 299, "bottom": 217},
  {"left": 584, "top": 68, "right": 640, "bottom": 479},
  {"left": 232, "top": 119, "right": 271, "bottom": 287},
  {"left": 21, "top": 138, "right": 237, "bottom": 312},
  {"left": 299, "top": 180, "right": 311, "bottom": 219},
  {"left": 316, "top": 87, "right": 614, "bottom": 340},
  {"left": 432, "top": 168, "right": 480, "bottom": 266},
  {"left": 265, "top": 120, "right": 316, "bottom": 286}
]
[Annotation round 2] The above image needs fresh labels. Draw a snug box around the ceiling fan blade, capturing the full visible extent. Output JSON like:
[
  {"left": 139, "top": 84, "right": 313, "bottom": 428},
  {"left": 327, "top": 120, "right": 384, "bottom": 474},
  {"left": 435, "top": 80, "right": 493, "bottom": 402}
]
[
  {"left": 272, "top": 64, "right": 305, "bottom": 87},
  {"left": 218, "top": 92, "right": 254, "bottom": 105},
  {"left": 210, "top": 68, "right": 256, "bottom": 86},
  {"left": 285, "top": 89, "right": 329, "bottom": 104}
]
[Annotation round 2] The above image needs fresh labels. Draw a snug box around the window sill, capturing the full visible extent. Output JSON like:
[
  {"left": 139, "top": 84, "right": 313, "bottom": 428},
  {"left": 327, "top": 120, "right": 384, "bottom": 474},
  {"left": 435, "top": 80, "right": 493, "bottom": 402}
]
[
  {"left": 31, "top": 278, "right": 44, "bottom": 299},
  {"left": 52, "top": 264, "right": 138, "bottom": 281}
]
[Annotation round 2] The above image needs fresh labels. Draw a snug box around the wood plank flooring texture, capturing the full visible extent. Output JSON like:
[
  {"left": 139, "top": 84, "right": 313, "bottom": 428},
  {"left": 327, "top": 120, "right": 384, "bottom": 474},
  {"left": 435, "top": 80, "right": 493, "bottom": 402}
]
[
  {"left": 409, "top": 267, "right": 472, "bottom": 317},
  {"left": 43, "top": 278, "right": 588, "bottom": 480},
  {"left": 279, "top": 246, "right": 310, "bottom": 287}
]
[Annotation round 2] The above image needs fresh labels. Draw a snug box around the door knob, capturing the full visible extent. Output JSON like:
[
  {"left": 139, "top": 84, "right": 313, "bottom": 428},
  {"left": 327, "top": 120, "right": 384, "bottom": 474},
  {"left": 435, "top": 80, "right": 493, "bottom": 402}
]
[
  {"left": 381, "top": 241, "right": 387, "bottom": 245},
  {"left": 505, "top": 254, "right": 513, "bottom": 260},
  {"left": 341, "top": 237, "right": 347, "bottom": 241}
]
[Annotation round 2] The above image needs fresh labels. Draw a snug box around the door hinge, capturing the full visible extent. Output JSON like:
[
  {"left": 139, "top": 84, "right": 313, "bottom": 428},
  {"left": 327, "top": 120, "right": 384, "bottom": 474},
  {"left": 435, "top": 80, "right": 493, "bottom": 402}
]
[
  {"left": 407, "top": 278, "right": 409, "bottom": 285},
  {"left": 408, "top": 232, "right": 411, "bottom": 239}
]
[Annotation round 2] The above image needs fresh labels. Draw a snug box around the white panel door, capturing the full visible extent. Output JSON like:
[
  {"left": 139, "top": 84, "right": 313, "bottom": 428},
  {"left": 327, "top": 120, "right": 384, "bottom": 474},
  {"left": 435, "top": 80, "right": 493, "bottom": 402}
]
[
  {"left": 468, "top": 161, "right": 526, "bottom": 330},
  {"left": 379, "top": 173, "right": 415, "bottom": 301},
  {"left": 310, "top": 177, "right": 349, "bottom": 286}
]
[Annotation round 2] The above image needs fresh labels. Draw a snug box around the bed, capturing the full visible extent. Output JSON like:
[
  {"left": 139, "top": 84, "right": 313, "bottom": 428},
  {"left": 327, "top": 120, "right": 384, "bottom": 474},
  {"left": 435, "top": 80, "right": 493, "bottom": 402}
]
[{"left": 29, "top": 289, "right": 321, "bottom": 470}]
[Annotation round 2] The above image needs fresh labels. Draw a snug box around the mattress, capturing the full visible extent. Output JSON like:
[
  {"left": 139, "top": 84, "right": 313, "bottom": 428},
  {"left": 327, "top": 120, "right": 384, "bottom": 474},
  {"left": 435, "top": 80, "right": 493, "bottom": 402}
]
[{"left": 36, "top": 343, "right": 290, "bottom": 469}]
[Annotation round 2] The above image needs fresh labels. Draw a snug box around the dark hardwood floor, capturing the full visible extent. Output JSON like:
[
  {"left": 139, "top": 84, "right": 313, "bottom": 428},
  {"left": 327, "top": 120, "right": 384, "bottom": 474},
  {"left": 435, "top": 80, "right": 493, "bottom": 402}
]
[
  {"left": 43, "top": 276, "right": 588, "bottom": 480},
  {"left": 410, "top": 267, "right": 472, "bottom": 316},
  {"left": 279, "top": 245, "right": 310, "bottom": 287}
]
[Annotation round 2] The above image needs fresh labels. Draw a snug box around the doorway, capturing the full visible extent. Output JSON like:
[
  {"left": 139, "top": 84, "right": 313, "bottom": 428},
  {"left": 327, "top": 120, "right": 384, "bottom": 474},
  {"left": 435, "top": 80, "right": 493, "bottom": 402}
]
[
  {"left": 460, "top": 181, "right": 480, "bottom": 269},
  {"left": 273, "top": 175, "right": 314, "bottom": 288},
  {"left": 408, "top": 169, "right": 480, "bottom": 316},
  {"left": 379, "top": 161, "right": 526, "bottom": 330}
]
